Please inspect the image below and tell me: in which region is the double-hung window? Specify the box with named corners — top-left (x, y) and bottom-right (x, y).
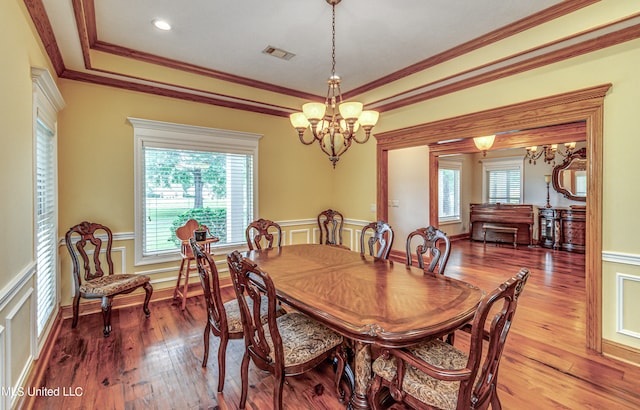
top-left (438, 159), bottom-right (462, 223)
top-left (32, 68), bottom-right (65, 347)
top-left (482, 157), bottom-right (524, 204)
top-left (130, 118), bottom-right (261, 265)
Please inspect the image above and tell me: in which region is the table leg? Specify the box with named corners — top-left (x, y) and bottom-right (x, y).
top-left (350, 341), bottom-right (371, 409)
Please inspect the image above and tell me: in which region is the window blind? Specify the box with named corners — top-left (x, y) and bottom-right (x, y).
top-left (35, 118), bottom-right (57, 336)
top-left (488, 169), bottom-right (521, 203)
top-left (438, 165), bottom-right (461, 221)
top-left (143, 146), bottom-right (253, 256)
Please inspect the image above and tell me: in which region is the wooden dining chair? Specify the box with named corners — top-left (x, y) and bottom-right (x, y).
top-left (191, 239), bottom-right (283, 392)
top-left (227, 250), bottom-right (347, 410)
top-left (317, 208), bottom-right (345, 246)
top-left (368, 268), bottom-right (530, 410)
top-left (65, 221), bottom-right (153, 337)
top-left (406, 226), bottom-right (451, 275)
top-left (245, 218), bottom-right (282, 250)
top-left (360, 220), bottom-right (394, 259)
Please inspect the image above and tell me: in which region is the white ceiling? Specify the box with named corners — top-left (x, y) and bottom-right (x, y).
top-left (43, 0), bottom-right (562, 96)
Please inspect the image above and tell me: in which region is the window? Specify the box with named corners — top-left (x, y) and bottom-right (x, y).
top-left (482, 157), bottom-right (524, 204)
top-left (130, 118), bottom-right (261, 265)
top-left (32, 67), bottom-right (65, 343)
top-left (438, 160), bottom-right (462, 223)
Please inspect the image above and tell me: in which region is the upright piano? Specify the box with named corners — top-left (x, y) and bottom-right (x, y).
top-left (469, 203), bottom-right (534, 246)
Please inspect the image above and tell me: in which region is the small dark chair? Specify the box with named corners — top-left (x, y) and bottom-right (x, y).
top-left (174, 218), bottom-right (214, 310)
top-left (406, 226), bottom-right (451, 275)
top-left (65, 221), bottom-right (152, 337)
top-left (227, 250), bottom-right (347, 409)
top-left (317, 209), bottom-right (345, 246)
top-left (245, 218), bottom-right (282, 250)
top-left (360, 220), bottom-right (394, 259)
top-left (368, 268), bottom-right (530, 410)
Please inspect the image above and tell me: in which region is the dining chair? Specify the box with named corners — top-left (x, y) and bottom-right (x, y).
top-left (368, 268), bottom-right (530, 410)
top-left (227, 250), bottom-right (347, 410)
top-left (245, 218), bottom-right (282, 250)
top-left (317, 208), bottom-right (345, 246)
top-left (360, 220), bottom-right (394, 259)
top-left (190, 239), bottom-right (283, 392)
top-left (405, 226), bottom-right (451, 275)
top-left (174, 218), bottom-right (213, 310)
top-left (65, 221), bottom-right (153, 337)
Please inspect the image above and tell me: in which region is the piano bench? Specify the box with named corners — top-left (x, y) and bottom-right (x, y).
top-left (482, 224), bottom-right (518, 248)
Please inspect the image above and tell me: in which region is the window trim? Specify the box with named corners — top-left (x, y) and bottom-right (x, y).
top-left (129, 117), bottom-right (262, 266)
top-left (438, 159), bottom-right (462, 224)
top-left (481, 156), bottom-right (524, 204)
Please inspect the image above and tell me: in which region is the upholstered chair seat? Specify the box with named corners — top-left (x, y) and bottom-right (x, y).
top-left (264, 312), bottom-right (344, 368)
top-left (79, 274), bottom-right (150, 297)
top-left (372, 339), bottom-right (475, 410)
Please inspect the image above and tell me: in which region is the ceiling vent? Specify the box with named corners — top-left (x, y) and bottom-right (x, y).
top-left (262, 46), bottom-right (296, 61)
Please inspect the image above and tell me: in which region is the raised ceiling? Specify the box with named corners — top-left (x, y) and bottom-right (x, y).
top-left (42, 1), bottom-right (560, 94)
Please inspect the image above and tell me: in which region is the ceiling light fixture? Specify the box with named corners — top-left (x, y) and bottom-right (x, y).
top-left (473, 135), bottom-right (495, 156)
top-left (289, 0), bottom-right (379, 168)
top-left (152, 19), bottom-right (172, 31)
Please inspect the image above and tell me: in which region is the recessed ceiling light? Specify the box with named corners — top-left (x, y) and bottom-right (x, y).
top-left (152, 19), bottom-right (172, 31)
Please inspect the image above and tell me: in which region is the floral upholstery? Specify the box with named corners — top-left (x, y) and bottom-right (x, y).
top-left (264, 312), bottom-right (343, 368)
top-left (79, 274), bottom-right (150, 297)
top-left (224, 295), bottom-right (283, 333)
top-left (372, 339), bottom-right (471, 410)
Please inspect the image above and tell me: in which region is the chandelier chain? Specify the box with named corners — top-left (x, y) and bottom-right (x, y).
top-left (331, 4), bottom-right (336, 77)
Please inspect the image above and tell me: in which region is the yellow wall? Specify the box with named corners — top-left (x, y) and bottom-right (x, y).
top-left (0, 0), bottom-right (62, 405)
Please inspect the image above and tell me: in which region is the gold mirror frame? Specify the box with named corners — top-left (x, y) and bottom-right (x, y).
top-left (552, 147), bottom-right (587, 201)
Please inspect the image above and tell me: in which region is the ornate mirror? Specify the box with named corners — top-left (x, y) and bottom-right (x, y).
top-left (552, 147), bottom-right (587, 201)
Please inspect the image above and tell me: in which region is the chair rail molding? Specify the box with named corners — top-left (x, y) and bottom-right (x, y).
top-left (603, 251), bottom-right (640, 266)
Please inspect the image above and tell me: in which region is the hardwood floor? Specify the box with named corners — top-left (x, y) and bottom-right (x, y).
top-left (30, 241), bottom-right (640, 409)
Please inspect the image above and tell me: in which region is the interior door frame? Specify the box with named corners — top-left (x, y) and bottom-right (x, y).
top-left (375, 84), bottom-right (610, 351)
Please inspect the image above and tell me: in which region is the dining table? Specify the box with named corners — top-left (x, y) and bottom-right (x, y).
top-left (242, 243), bottom-right (484, 409)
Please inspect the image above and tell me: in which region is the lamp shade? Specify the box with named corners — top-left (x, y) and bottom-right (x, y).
top-left (358, 110), bottom-right (379, 127)
top-left (289, 112), bottom-right (310, 129)
top-left (473, 135), bottom-right (495, 152)
top-left (302, 102), bottom-right (327, 121)
top-left (340, 119), bottom-right (359, 133)
top-left (338, 101), bottom-right (363, 120)
top-left (544, 174), bottom-right (552, 184)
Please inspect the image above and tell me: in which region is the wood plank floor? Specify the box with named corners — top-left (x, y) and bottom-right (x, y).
top-left (30, 240), bottom-right (640, 409)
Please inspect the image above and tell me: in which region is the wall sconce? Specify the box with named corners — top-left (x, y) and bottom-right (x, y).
top-left (473, 135), bottom-right (495, 156)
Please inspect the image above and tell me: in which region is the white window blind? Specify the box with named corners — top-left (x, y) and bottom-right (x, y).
top-left (482, 157), bottom-right (524, 204)
top-left (143, 147), bottom-right (253, 255)
top-left (35, 118), bottom-right (57, 336)
top-left (32, 67), bottom-right (64, 344)
top-left (438, 160), bottom-right (461, 222)
top-left (130, 118), bottom-right (261, 265)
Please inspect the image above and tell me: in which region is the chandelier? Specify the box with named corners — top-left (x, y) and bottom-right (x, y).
top-left (289, 0), bottom-right (379, 168)
top-left (525, 142), bottom-right (576, 165)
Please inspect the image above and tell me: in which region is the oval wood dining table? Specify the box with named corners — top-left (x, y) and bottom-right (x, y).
top-left (242, 243), bottom-right (484, 409)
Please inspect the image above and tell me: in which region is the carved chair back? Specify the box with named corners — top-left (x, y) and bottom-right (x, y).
top-left (227, 250), bottom-right (283, 373)
top-left (317, 209), bottom-right (345, 246)
top-left (245, 218), bottom-right (282, 250)
top-left (66, 221), bottom-right (115, 291)
top-left (405, 226), bottom-right (451, 274)
top-left (360, 220), bottom-right (394, 259)
top-left (191, 238), bottom-right (228, 338)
